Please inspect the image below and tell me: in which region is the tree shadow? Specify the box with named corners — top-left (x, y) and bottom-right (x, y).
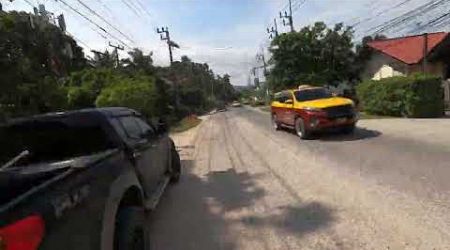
top-left (148, 160), bottom-right (265, 250)
top-left (241, 202), bottom-right (334, 237)
top-left (205, 169), bottom-right (265, 211)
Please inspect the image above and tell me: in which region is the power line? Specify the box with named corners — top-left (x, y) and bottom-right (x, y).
top-left (120, 0), bottom-right (142, 18)
top-left (351, 0), bottom-right (414, 28)
top-left (74, 0), bottom-right (135, 44)
top-left (55, 0), bottom-right (132, 49)
top-left (66, 31), bottom-right (93, 50)
top-left (57, 2), bottom-right (108, 41)
top-left (23, 0), bottom-right (35, 8)
top-left (367, 0), bottom-right (446, 34)
top-left (412, 11), bottom-right (450, 32)
top-left (132, 0), bottom-right (154, 20)
top-left (292, 0), bottom-right (307, 13)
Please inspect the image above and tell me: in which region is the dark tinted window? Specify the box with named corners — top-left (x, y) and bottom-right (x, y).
top-left (0, 114), bottom-right (115, 167)
top-left (135, 118), bottom-right (155, 137)
top-left (119, 116), bottom-right (142, 139)
top-left (283, 91), bottom-right (293, 102)
top-left (274, 93), bottom-right (283, 102)
top-left (294, 88), bottom-right (332, 102)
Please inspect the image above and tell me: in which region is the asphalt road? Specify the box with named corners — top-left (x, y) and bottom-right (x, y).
top-left (149, 107), bottom-right (450, 249)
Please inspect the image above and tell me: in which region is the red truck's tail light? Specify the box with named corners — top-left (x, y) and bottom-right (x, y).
top-left (0, 215), bottom-right (45, 250)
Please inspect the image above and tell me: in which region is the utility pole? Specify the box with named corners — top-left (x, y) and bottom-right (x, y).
top-left (108, 42), bottom-right (124, 68)
top-left (157, 26), bottom-right (181, 109)
top-left (422, 33), bottom-right (428, 73)
top-left (157, 27), bottom-right (175, 65)
top-left (267, 18), bottom-right (279, 39)
top-left (256, 52), bottom-right (270, 104)
top-left (280, 0), bottom-right (294, 32)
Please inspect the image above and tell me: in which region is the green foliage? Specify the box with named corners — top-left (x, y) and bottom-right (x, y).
top-left (96, 77), bottom-right (159, 118)
top-left (0, 11), bottom-right (85, 118)
top-left (269, 22), bottom-right (355, 91)
top-left (356, 74), bottom-right (444, 118)
top-left (65, 68), bottom-right (120, 108)
top-left (0, 10), bottom-right (234, 122)
top-left (157, 56), bottom-right (237, 116)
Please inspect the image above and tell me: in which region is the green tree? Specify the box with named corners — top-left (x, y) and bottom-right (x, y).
top-left (354, 34), bottom-right (386, 80)
top-left (96, 76), bottom-right (159, 118)
top-left (0, 11), bottom-right (85, 118)
top-left (268, 22), bottom-right (355, 91)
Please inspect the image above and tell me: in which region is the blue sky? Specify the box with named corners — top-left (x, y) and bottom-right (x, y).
top-left (4, 0), bottom-right (450, 85)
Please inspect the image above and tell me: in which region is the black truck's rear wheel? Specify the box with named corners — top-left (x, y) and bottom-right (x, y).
top-left (170, 146), bottom-right (181, 183)
top-left (115, 207), bottom-right (149, 250)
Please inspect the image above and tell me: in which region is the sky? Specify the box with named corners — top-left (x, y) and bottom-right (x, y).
top-left (3, 0), bottom-right (450, 85)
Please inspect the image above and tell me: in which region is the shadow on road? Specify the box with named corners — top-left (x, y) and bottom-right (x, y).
top-left (318, 127), bottom-right (382, 142)
top-left (148, 160), bottom-right (265, 250)
top-left (241, 202), bottom-right (334, 237)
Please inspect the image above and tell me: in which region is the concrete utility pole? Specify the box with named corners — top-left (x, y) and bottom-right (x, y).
top-left (280, 0), bottom-right (294, 32)
top-left (422, 33), bottom-right (428, 73)
top-left (267, 18), bottom-right (279, 39)
top-left (256, 52), bottom-right (270, 104)
top-left (157, 27), bottom-right (175, 65)
top-left (157, 26), bottom-right (181, 109)
top-left (108, 42), bottom-right (124, 68)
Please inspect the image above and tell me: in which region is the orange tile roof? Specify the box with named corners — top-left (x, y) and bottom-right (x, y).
top-left (367, 32), bottom-right (448, 64)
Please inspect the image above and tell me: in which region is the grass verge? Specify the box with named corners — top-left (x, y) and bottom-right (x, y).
top-left (170, 115), bottom-right (202, 133)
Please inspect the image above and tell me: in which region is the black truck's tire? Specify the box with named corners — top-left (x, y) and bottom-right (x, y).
top-left (295, 118), bottom-right (311, 140)
top-left (170, 146), bottom-right (181, 183)
top-left (115, 207), bottom-right (149, 250)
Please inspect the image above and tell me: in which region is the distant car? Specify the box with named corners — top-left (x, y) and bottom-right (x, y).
top-left (231, 101), bottom-right (242, 107)
top-left (271, 85), bottom-right (358, 139)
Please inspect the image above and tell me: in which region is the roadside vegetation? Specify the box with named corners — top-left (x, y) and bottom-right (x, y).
top-left (357, 74), bottom-right (444, 118)
top-left (170, 115), bottom-right (202, 133)
top-left (0, 11), bottom-right (237, 124)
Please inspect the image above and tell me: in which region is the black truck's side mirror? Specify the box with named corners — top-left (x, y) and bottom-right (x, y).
top-left (156, 119), bottom-right (168, 134)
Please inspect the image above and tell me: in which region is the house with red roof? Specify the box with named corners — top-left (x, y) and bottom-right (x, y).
top-left (363, 32), bottom-right (450, 80)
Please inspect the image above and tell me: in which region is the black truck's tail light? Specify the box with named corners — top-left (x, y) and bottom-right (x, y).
top-left (0, 215), bottom-right (45, 250)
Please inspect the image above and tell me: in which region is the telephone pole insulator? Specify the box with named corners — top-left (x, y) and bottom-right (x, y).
top-left (279, 0), bottom-right (294, 32)
top-left (108, 42), bottom-right (124, 68)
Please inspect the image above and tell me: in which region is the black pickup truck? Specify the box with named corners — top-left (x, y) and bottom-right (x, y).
top-left (0, 107), bottom-right (181, 250)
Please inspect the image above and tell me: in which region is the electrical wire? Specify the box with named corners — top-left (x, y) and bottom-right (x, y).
top-left (66, 31), bottom-right (93, 51)
top-left (56, 0), bottom-right (132, 49)
top-left (132, 0), bottom-right (154, 19)
top-left (292, 0), bottom-right (307, 13)
top-left (23, 0), bottom-right (35, 8)
top-left (367, 0), bottom-right (446, 34)
top-left (74, 0), bottom-right (135, 44)
top-left (120, 0), bottom-right (142, 18)
top-left (351, 0), bottom-right (414, 28)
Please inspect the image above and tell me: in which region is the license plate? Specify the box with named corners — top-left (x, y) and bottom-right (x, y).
top-left (336, 118), bottom-right (347, 123)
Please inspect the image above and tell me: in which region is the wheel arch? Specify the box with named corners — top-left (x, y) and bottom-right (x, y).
top-left (100, 170), bottom-right (144, 250)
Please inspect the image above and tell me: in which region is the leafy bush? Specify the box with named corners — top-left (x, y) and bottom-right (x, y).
top-left (95, 77), bottom-right (159, 118)
top-left (357, 74), bottom-right (444, 118)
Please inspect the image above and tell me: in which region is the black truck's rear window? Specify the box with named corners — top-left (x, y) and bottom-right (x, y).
top-left (0, 113), bottom-right (116, 167)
